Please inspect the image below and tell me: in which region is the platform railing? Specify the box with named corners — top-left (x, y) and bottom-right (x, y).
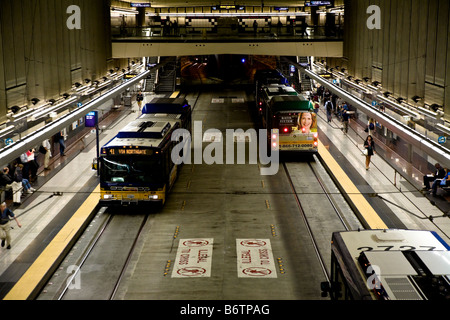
top-left (111, 25), bottom-right (343, 41)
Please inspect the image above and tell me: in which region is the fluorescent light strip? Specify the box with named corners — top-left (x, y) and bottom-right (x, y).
top-left (436, 123), bottom-right (450, 136)
top-left (29, 96), bottom-right (78, 121)
top-left (376, 95), bottom-right (419, 118)
top-left (146, 12), bottom-right (309, 17)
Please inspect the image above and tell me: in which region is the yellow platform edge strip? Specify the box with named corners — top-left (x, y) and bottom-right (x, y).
top-left (318, 141), bottom-right (388, 230)
top-left (169, 91), bottom-right (180, 99)
top-left (3, 185), bottom-right (100, 300)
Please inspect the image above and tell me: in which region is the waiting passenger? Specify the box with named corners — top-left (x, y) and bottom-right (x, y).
top-left (431, 168), bottom-right (449, 197)
top-left (422, 163), bottom-right (446, 191)
top-left (14, 164), bottom-right (35, 194)
top-left (1, 167), bottom-right (22, 205)
top-left (42, 138), bottom-right (52, 170)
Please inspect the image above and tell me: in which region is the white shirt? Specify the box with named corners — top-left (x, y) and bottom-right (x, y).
top-left (43, 139), bottom-right (52, 157)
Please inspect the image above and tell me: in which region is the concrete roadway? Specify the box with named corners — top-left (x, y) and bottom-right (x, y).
top-left (111, 88), bottom-right (352, 300)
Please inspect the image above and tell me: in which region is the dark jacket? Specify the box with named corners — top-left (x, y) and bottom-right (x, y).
top-left (364, 140), bottom-right (376, 156)
top-left (436, 167), bottom-right (446, 179)
top-left (0, 172), bottom-right (13, 187)
top-left (0, 207), bottom-right (15, 225)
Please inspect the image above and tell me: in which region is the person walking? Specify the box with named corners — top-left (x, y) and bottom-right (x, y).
top-left (325, 99), bottom-right (333, 123)
top-left (342, 106), bottom-right (350, 134)
top-left (136, 91), bottom-right (144, 112)
top-left (363, 135), bottom-right (376, 170)
top-left (367, 118), bottom-right (375, 135)
top-left (0, 202), bottom-right (21, 249)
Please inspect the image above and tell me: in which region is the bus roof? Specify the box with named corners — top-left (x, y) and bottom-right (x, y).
top-left (102, 118), bottom-right (178, 150)
top-left (142, 97), bottom-right (190, 115)
top-left (264, 85), bottom-right (298, 96)
top-left (269, 95), bottom-right (313, 112)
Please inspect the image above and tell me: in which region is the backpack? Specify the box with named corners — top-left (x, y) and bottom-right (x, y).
top-left (369, 122), bottom-right (375, 130)
top-left (20, 153), bottom-right (28, 163)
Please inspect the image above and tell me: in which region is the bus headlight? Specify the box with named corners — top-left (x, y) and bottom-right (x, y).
top-left (149, 195), bottom-right (159, 200)
top-left (103, 194), bottom-right (114, 199)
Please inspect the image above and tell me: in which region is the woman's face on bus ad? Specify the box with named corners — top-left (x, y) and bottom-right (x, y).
top-left (299, 112), bottom-right (313, 132)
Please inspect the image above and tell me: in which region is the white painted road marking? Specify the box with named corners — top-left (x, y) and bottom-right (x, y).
top-left (236, 239), bottom-right (277, 278)
top-left (172, 238), bottom-right (214, 278)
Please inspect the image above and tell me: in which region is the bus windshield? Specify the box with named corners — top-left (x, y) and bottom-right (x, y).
top-left (101, 155), bottom-right (164, 185)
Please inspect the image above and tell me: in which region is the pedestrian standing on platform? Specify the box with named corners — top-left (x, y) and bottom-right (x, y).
top-left (55, 131), bottom-right (66, 156)
top-left (42, 138), bottom-right (52, 170)
top-left (325, 99), bottom-right (333, 123)
top-left (172, 20), bottom-right (178, 36)
top-left (136, 91), bottom-right (144, 112)
top-left (20, 152), bottom-right (29, 180)
top-left (367, 118), bottom-right (375, 135)
top-left (363, 135), bottom-right (376, 170)
top-left (253, 20), bottom-right (258, 35)
top-left (0, 202), bottom-right (22, 249)
top-left (277, 20), bottom-right (282, 35)
top-left (422, 163), bottom-right (446, 191)
top-left (342, 106), bottom-right (350, 134)
top-left (26, 148), bottom-right (38, 182)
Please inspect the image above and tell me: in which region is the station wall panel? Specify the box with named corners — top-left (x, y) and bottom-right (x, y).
top-left (0, 0), bottom-right (112, 123)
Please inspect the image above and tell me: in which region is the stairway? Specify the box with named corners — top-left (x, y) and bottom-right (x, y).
top-left (155, 57), bottom-right (177, 93)
top-left (298, 56), bottom-right (312, 92)
top-left (143, 56), bottom-right (159, 92)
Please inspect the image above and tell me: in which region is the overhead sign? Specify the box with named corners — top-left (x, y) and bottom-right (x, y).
top-left (438, 136), bottom-right (447, 144)
top-left (130, 3), bottom-right (151, 7)
top-left (236, 239), bottom-right (277, 278)
top-left (172, 239), bottom-right (213, 278)
top-left (305, 1), bottom-right (333, 6)
top-left (85, 111), bottom-right (98, 127)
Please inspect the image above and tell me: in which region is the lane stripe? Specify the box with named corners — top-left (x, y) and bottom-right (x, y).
top-left (3, 185), bottom-right (100, 300)
top-left (318, 141), bottom-right (388, 230)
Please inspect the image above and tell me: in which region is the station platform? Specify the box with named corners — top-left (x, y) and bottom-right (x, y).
top-left (0, 88), bottom-right (449, 300)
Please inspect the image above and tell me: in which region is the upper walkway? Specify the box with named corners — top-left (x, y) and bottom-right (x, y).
top-left (111, 26), bottom-right (343, 58)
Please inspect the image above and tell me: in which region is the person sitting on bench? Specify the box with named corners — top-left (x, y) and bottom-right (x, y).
top-left (431, 168), bottom-right (450, 197)
top-left (423, 163), bottom-right (446, 191)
